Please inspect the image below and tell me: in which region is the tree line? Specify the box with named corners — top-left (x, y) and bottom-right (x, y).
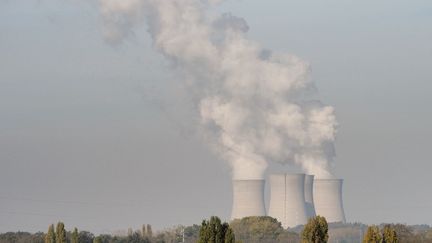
top-left (2, 217), bottom-right (432, 242)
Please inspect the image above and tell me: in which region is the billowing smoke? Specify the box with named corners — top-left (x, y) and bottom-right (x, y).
top-left (98, 0), bottom-right (338, 179)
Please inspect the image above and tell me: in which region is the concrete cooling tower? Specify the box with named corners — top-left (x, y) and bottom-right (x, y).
top-left (304, 175), bottom-right (316, 218)
top-left (268, 174), bottom-right (308, 228)
top-left (313, 179), bottom-right (346, 223)
top-left (231, 180), bottom-right (266, 219)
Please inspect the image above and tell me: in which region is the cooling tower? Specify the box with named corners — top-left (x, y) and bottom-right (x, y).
top-left (231, 180), bottom-right (266, 219)
top-left (267, 174), bottom-right (286, 226)
top-left (268, 174), bottom-right (308, 228)
top-left (313, 179), bottom-right (346, 223)
top-left (304, 175), bottom-right (316, 218)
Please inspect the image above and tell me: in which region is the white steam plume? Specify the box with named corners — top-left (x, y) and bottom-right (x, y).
top-left (98, 0), bottom-right (338, 179)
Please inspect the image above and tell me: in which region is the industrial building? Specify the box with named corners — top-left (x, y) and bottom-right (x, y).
top-left (231, 174), bottom-right (346, 227)
top-left (231, 179), bottom-right (266, 220)
top-left (313, 179), bottom-right (346, 223)
top-left (304, 174), bottom-right (316, 219)
top-left (268, 173), bottom-right (309, 228)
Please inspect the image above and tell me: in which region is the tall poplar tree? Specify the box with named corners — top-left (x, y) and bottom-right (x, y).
top-left (71, 227), bottom-right (79, 243)
top-left (55, 222), bottom-right (66, 243)
top-left (45, 224), bottom-right (55, 243)
top-left (363, 225), bottom-right (382, 243)
top-left (146, 224), bottom-right (153, 238)
top-left (382, 225), bottom-right (398, 243)
top-left (142, 224), bottom-right (147, 238)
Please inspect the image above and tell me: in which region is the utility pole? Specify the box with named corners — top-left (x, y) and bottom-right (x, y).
top-left (178, 226), bottom-right (185, 243)
top-left (182, 227), bottom-right (185, 243)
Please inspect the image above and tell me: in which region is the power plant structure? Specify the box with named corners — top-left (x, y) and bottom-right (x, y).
top-left (268, 174), bottom-right (308, 228)
top-left (231, 179), bottom-right (266, 219)
top-left (231, 174), bottom-right (346, 227)
top-left (304, 174), bottom-right (316, 218)
top-left (313, 179), bottom-right (346, 223)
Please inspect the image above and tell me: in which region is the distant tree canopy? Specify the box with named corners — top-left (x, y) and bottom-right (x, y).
top-left (363, 225), bottom-right (382, 243)
top-left (93, 236), bottom-right (102, 243)
top-left (184, 224), bottom-right (201, 242)
top-left (382, 225), bottom-right (398, 243)
top-left (230, 216), bottom-right (286, 243)
top-left (146, 224), bottom-right (152, 238)
top-left (301, 215), bottom-right (329, 243)
top-left (5, 219), bottom-right (432, 243)
top-left (0, 232), bottom-right (44, 243)
top-left (363, 224), bottom-right (399, 243)
top-left (55, 222), bottom-right (67, 243)
top-left (198, 216), bottom-right (235, 243)
top-left (230, 216), bottom-right (301, 243)
top-left (126, 231), bottom-right (150, 243)
top-left (78, 231), bottom-right (94, 243)
top-left (45, 224), bottom-right (55, 243)
top-left (391, 224), bottom-right (413, 242)
top-left (71, 228), bottom-right (79, 243)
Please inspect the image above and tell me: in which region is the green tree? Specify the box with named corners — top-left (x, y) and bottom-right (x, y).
top-left (55, 222), bottom-right (67, 243)
top-left (127, 231), bottom-right (150, 243)
top-left (382, 225), bottom-right (398, 243)
top-left (78, 231), bottom-right (94, 243)
top-left (93, 236), bottom-right (102, 243)
top-left (230, 216), bottom-right (285, 243)
top-left (184, 224), bottom-right (201, 242)
top-left (363, 225), bottom-right (382, 243)
top-left (98, 234), bottom-right (115, 243)
top-left (198, 216), bottom-right (235, 243)
top-left (277, 231), bottom-right (301, 243)
top-left (45, 224), bottom-right (55, 243)
top-left (301, 216), bottom-right (329, 243)
top-left (146, 224), bottom-right (153, 238)
top-left (391, 224), bottom-right (413, 242)
top-left (71, 227), bottom-right (79, 243)
top-left (142, 224), bottom-right (147, 238)
top-left (224, 227), bottom-right (235, 243)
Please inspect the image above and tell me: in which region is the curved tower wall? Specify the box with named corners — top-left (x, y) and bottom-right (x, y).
top-left (313, 179), bottom-right (346, 223)
top-left (268, 174), bottom-right (308, 228)
top-left (267, 174), bottom-right (286, 226)
top-left (304, 175), bottom-right (316, 218)
top-left (231, 180), bottom-right (266, 220)
top-left (285, 174), bottom-right (308, 227)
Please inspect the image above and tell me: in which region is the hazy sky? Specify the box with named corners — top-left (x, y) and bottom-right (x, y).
top-left (1, 0), bottom-right (432, 234)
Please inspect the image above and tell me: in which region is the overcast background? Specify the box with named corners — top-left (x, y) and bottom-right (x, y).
top-left (1, 0), bottom-right (431, 234)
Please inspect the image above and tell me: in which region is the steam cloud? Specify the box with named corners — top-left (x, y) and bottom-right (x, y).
top-left (98, 0), bottom-right (338, 179)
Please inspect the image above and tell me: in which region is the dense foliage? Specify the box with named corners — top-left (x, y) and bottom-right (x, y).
top-left (2, 220), bottom-right (432, 243)
top-left (301, 216), bottom-right (329, 243)
top-left (55, 223), bottom-right (67, 243)
top-left (363, 224), bottom-right (400, 243)
top-left (0, 232), bottom-right (44, 243)
top-left (198, 216), bottom-right (235, 243)
top-left (382, 225), bottom-right (398, 243)
top-left (363, 225), bottom-right (382, 243)
top-left (230, 216), bottom-right (299, 243)
top-left (71, 228), bottom-right (78, 243)
top-left (45, 225), bottom-right (55, 243)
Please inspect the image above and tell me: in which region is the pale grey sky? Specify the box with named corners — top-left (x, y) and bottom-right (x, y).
top-left (1, 0), bottom-right (432, 234)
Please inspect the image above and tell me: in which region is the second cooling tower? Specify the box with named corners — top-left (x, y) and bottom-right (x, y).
top-left (231, 180), bottom-right (266, 219)
top-left (313, 179), bottom-right (346, 223)
top-left (268, 174), bottom-right (308, 228)
top-left (304, 175), bottom-right (316, 218)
